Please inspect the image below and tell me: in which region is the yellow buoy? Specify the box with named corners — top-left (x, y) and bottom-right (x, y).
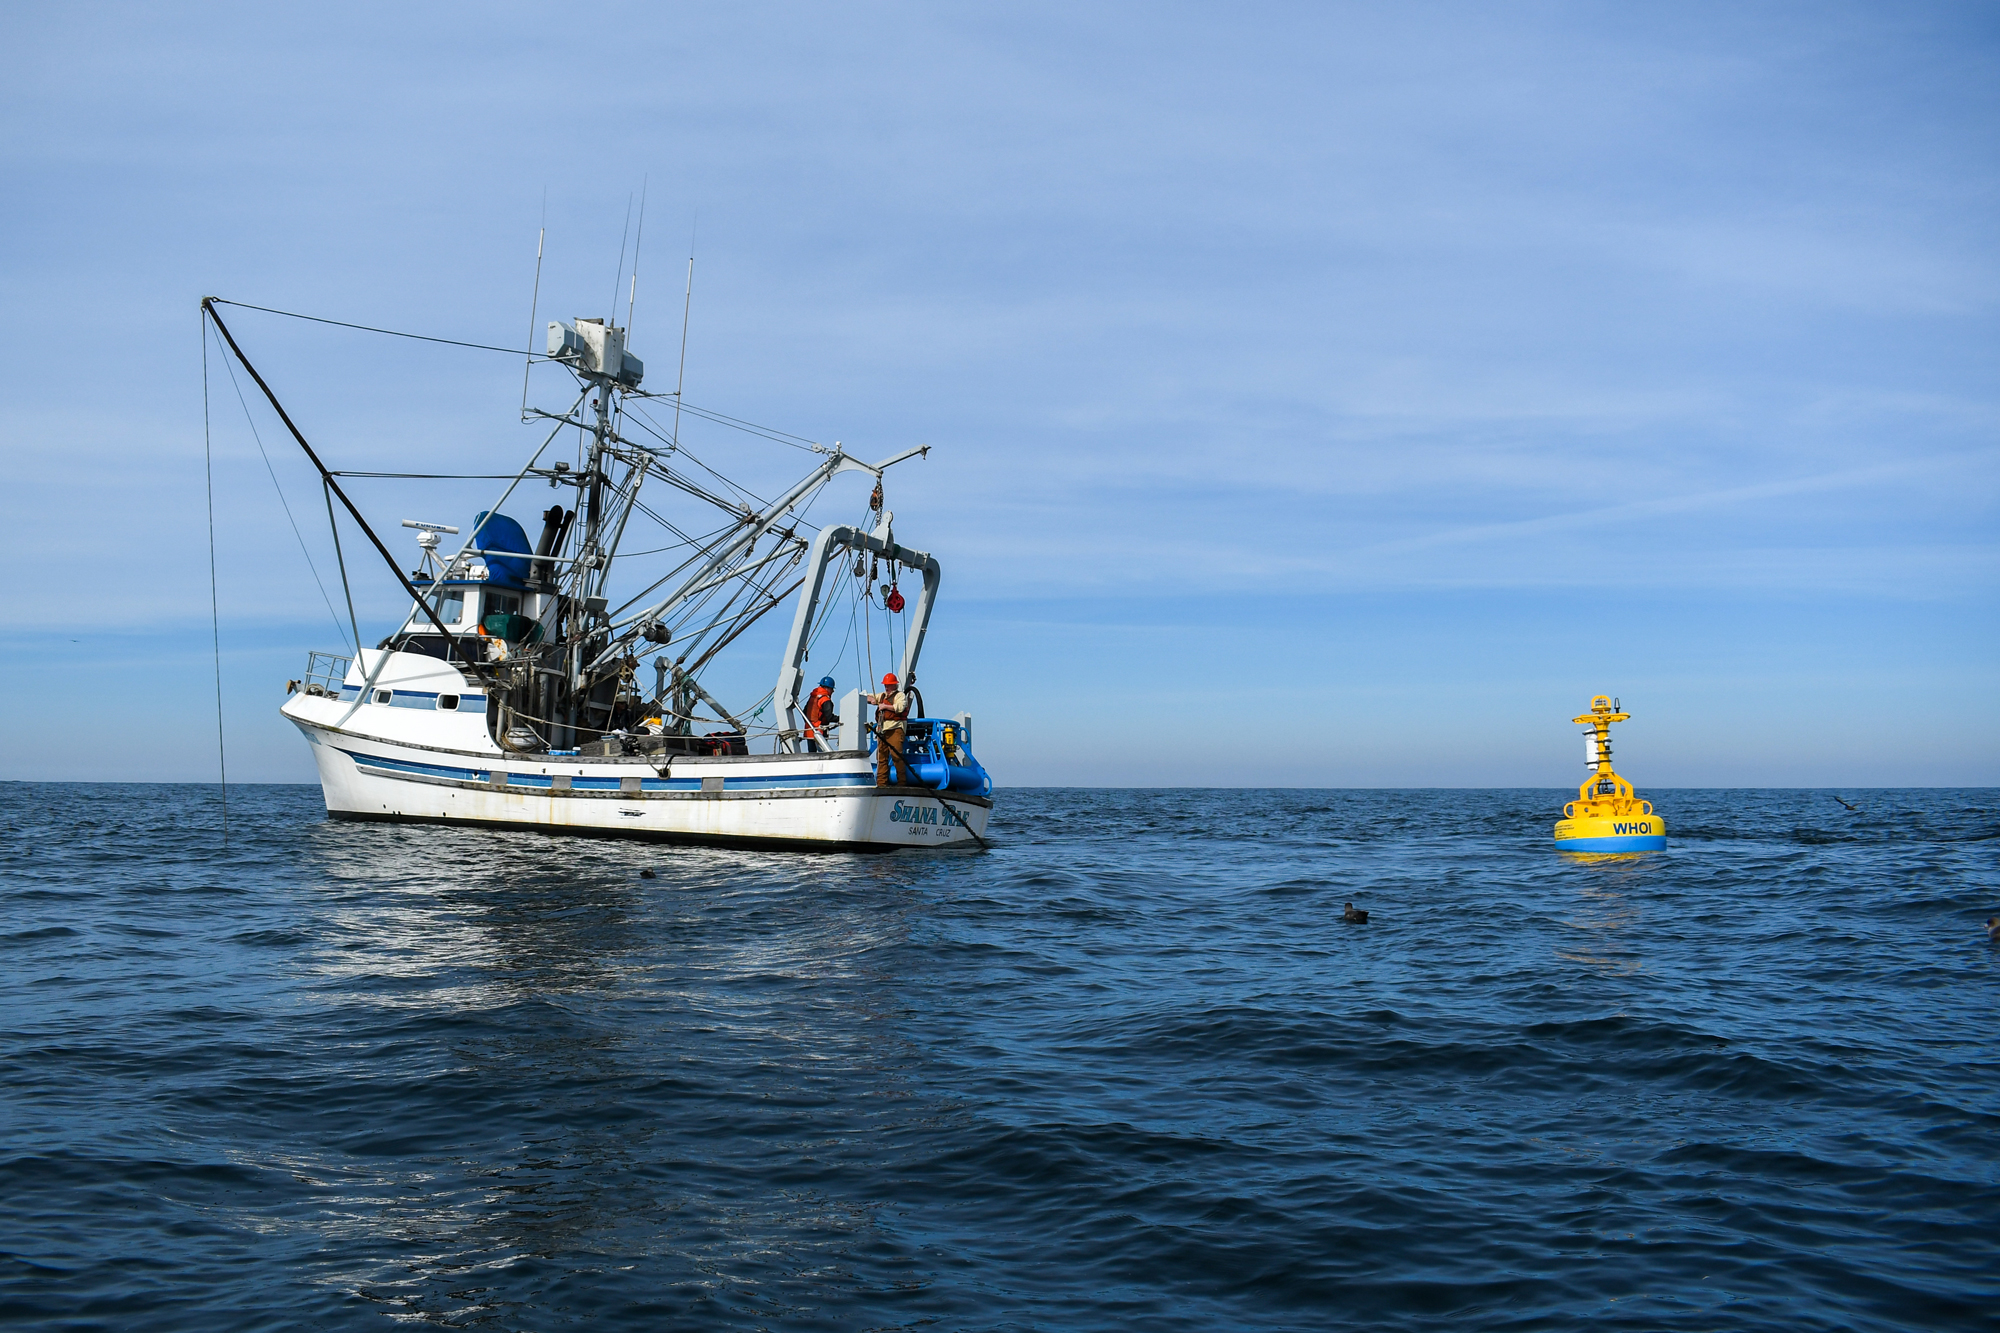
top-left (1554, 695), bottom-right (1666, 853)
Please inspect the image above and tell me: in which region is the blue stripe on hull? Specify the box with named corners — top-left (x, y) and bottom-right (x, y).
top-left (1557, 834), bottom-right (1667, 852)
top-left (335, 747), bottom-right (876, 792)
top-left (338, 687), bottom-right (485, 707)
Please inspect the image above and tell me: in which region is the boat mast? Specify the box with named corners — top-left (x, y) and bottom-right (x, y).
top-left (581, 378), bottom-right (612, 579)
top-left (542, 315), bottom-right (645, 742)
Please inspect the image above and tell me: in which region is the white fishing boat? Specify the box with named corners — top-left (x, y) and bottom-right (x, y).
top-left (202, 285), bottom-right (992, 852)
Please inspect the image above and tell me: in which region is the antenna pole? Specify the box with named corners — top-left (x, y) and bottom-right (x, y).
top-left (610, 193), bottom-right (633, 322)
top-left (672, 251), bottom-right (693, 445)
top-left (626, 177), bottom-right (646, 334)
top-left (521, 217), bottom-right (545, 420)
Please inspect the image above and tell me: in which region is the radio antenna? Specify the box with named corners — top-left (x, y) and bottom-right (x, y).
top-left (610, 192), bottom-right (633, 322)
top-left (520, 191), bottom-right (545, 419)
top-left (626, 177), bottom-right (647, 334)
top-left (671, 213), bottom-right (695, 446)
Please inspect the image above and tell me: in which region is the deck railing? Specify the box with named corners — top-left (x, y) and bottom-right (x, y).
top-left (299, 651), bottom-right (352, 698)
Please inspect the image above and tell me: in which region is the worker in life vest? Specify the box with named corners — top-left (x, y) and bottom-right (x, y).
top-left (865, 671), bottom-right (914, 787)
top-left (803, 676), bottom-right (836, 752)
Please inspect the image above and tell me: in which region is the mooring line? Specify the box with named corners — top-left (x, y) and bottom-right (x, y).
top-left (935, 795), bottom-right (989, 850)
top-left (201, 309), bottom-right (229, 849)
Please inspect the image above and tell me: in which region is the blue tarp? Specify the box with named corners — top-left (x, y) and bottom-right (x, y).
top-left (471, 511), bottom-right (533, 588)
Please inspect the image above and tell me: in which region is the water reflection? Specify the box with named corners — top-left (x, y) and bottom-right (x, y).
top-left (1554, 857), bottom-right (1647, 974)
top-left (236, 819), bottom-right (944, 1322)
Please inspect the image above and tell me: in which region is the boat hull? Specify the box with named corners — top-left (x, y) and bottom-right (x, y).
top-left (283, 692), bottom-right (989, 852)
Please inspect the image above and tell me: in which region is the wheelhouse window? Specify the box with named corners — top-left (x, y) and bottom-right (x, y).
top-left (427, 589), bottom-right (466, 625)
top-left (436, 694), bottom-right (460, 711)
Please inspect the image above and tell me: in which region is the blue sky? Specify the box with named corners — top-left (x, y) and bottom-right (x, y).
top-left (4, 2), bottom-right (1995, 785)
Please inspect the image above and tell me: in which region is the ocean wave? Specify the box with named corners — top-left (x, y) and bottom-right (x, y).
top-left (2, 783), bottom-right (1997, 1330)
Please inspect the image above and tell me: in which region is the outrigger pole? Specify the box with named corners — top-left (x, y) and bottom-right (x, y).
top-left (199, 297), bottom-right (500, 693)
top-left (771, 518), bottom-right (939, 753)
top-left (584, 442), bottom-right (929, 675)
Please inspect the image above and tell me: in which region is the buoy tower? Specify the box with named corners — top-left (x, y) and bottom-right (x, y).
top-left (1553, 695), bottom-right (1666, 852)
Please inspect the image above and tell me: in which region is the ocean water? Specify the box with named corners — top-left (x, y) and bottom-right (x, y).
top-left (1, 784), bottom-right (1995, 1332)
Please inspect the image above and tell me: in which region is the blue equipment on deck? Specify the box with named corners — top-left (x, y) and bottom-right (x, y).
top-left (871, 717), bottom-right (992, 795)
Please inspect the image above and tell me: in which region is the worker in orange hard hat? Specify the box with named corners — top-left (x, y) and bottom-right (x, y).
top-left (864, 671), bottom-right (914, 787)
top-left (803, 676), bottom-right (836, 753)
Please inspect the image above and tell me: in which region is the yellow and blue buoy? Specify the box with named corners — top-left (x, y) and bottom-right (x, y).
top-left (1553, 695), bottom-right (1666, 853)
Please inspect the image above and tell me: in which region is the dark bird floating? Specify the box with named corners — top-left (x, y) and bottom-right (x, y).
top-left (640, 868), bottom-right (657, 879)
top-left (1343, 902), bottom-right (1369, 924)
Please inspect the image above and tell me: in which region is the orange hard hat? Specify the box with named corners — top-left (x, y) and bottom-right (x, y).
top-left (882, 672), bottom-right (898, 687)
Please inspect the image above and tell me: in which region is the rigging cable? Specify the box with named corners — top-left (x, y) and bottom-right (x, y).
top-left (200, 312), bottom-right (229, 849)
top-left (633, 448), bottom-right (750, 522)
top-left (602, 464), bottom-right (827, 623)
top-left (686, 572), bottom-right (808, 678)
top-left (608, 510), bottom-right (741, 616)
top-left (206, 296), bottom-right (827, 459)
top-left (658, 550), bottom-right (777, 663)
top-left (205, 299), bottom-right (536, 356)
top-left (212, 327), bottom-right (354, 650)
top-left (329, 471), bottom-right (524, 480)
top-left (636, 394), bottom-right (821, 452)
top-left (670, 439), bottom-right (777, 510)
top-left (670, 398), bottom-right (821, 450)
top-left (623, 403), bottom-right (778, 509)
top-left (596, 477), bottom-right (741, 617)
top-left (861, 559), bottom-right (875, 697)
top-left (622, 485), bottom-right (739, 552)
top-left (800, 545), bottom-right (853, 658)
top-left (607, 539), bottom-right (701, 560)
top-left (323, 478), bottom-right (361, 653)
top-left (822, 570), bottom-right (860, 678)
top-left (199, 299), bottom-right (502, 694)
top-left (622, 397), bottom-right (831, 526)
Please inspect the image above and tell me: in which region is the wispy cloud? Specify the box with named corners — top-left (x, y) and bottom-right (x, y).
top-left (1362, 456), bottom-right (1983, 558)
top-left (5, 2), bottom-right (1996, 778)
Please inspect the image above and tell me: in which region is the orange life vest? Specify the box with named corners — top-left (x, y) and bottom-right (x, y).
top-left (803, 686), bottom-right (834, 736)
